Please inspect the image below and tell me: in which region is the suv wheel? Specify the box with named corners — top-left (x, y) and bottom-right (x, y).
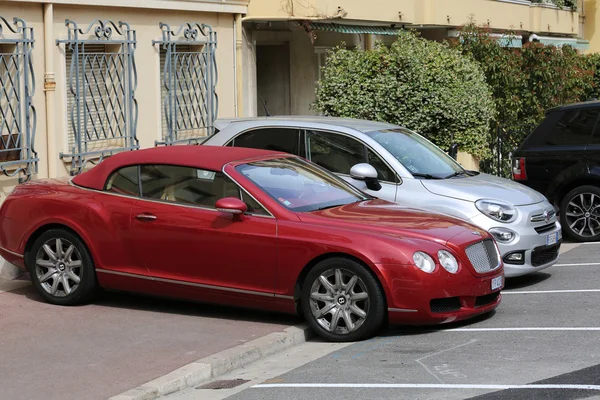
top-left (560, 185), bottom-right (600, 242)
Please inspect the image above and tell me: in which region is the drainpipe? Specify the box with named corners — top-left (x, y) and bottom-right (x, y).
top-left (43, 3), bottom-right (56, 178)
top-left (235, 13), bottom-right (244, 117)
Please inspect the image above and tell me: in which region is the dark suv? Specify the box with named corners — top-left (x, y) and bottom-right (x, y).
top-left (512, 100), bottom-right (600, 242)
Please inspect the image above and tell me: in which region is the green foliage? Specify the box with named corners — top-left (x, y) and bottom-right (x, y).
top-left (582, 53), bottom-right (600, 100)
top-left (313, 30), bottom-right (496, 160)
top-left (531, 0), bottom-right (578, 11)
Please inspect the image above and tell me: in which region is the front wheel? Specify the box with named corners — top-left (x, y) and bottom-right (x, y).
top-left (560, 185), bottom-right (600, 242)
top-left (27, 229), bottom-right (97, 306)
top-left (301, 257), bottom-right (385, 342)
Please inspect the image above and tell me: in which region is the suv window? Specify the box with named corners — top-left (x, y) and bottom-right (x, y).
top-left (105, 165), bottom-right (139, 196)
top-left (367, 149), bottom-right (396, 182)
top-left (543, 108), bottom-right (600, 146)
top-left (307, 130), bottom-right (365, 175)
top-left (139, 164), bottom-right (268, 215)
top-left (230, 128), bottom-right (301, 155)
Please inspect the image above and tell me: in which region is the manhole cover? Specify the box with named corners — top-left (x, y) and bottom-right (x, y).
top-left (196, 379), bottom-right (250, 390)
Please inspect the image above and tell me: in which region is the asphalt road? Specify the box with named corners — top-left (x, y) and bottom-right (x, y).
top-left (165, 242), bottom-right (600, 400)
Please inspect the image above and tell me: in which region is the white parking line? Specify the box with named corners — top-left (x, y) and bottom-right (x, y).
top-left (253, 383), bottom-right (600, 390)
top-left (443, 327), bottom-right (600, 332)
top-left (503, 289), bottom-right (600, 294)
top-left (555, 262), bottom-right (600, 267)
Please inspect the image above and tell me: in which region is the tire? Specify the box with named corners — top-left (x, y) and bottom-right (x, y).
top-left (301, 257), bottom-right (385, 342)
top-left (560, 185), bottom-right (600, 242)
top-left (26, 228), bottom-right (97, 306)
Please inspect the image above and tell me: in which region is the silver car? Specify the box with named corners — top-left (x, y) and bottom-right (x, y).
top-left (202, 116), bottom-right (562, 277)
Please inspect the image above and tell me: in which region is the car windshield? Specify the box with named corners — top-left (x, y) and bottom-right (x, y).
top-left (235, 157), bottom-right (370, 212)
top-left (365, 128), bottom-right (465, 178)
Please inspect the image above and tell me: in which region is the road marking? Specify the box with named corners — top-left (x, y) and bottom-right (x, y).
top-left (555, 262), bottom-right (600, 266)
top-left (415, 340), bottom-right (476, 383)
top-left (253, 383), bottom-right (600, 390)
top-left (442, 327), bottom-right (600, 332)
top-left (0, 279), bottom-right (30, 294)
top-left (503, 289), bottom-right (600, 294)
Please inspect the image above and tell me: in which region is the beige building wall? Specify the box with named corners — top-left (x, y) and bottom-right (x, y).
top-left (0, 0), bottom-right (244, 189)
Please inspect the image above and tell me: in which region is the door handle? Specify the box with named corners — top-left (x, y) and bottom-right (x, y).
top-left (135, 213), bottom-right (157, 221)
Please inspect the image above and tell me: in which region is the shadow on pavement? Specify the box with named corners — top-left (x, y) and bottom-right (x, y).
top-left (4, 280), bottom-right (303, 327)
top-left (504, 272), bottom-right (552, 290)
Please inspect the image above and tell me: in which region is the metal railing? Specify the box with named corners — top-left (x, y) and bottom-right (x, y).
top-left (0, 16), bottom-right (38, 182)
top-left (56, 19), bottom-right (139, 175)
top-left (480, 123), bottom-right (534, 178)
top-left (153, 22), bottom-right (218, 146)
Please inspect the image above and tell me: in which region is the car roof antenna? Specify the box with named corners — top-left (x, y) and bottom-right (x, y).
top-left (260, 94), bottom-right (271, 117)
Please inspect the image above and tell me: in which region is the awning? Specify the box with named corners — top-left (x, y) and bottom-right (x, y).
top-left (536, 36), bottom-right (590, 50)
top-left (308, 22), bottom-right (402, 36)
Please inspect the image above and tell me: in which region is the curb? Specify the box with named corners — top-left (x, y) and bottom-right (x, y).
top-left (109, 323), bottom-right (314, 400)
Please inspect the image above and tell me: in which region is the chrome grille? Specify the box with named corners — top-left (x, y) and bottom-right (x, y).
top-left (465, 239), bottom-right (501, 273)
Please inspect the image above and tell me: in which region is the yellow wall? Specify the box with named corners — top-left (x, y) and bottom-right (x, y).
top-left (584, 0), bottom-right (599, 53)
top-left (0, 1), bottom-right (241, 194)
top-left (248, 0), bottom-right (579, 36)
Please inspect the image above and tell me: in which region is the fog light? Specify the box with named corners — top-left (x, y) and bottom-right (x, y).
top-left (489, 227), bottom-right (516, 243)
top-left (503, 251), bottom-right (525, 265)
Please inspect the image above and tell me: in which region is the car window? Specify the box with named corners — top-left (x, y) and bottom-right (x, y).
top-left (236, 157), bottom-right (370, 213)
top-left (365, 128), bottom-right (464, 178)
top-left (367, 149), bottom-right (396, 183)
top-left (306, 130), bottom-right (365, 175)
top-left (543, 108), bottom-right (600, 146)
top-left (105, 165), bottom-right (139, 196)
top-left (139, 164), bottom-right (268, 215)
top-left (230, 128), bottom-right (301, 155)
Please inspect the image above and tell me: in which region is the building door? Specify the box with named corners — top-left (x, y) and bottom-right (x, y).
top-left (256, 43), bottom-right (291, 116)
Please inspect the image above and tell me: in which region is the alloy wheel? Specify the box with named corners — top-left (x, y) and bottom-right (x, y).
top-left (565, 193), bottom-right (600, 238)
top-left (34, 238), bottom-right (83, 297)
top-left (309, 268), bottom-right (370, 335)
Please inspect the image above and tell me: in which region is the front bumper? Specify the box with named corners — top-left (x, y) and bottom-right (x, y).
top-left (381, 263), bottom-right (503, 326)
top-left (469, 208), bottom-right (562, 278)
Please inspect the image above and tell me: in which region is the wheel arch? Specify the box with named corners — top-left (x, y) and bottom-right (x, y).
top-left (292, 252), bottom-right (389, 317)
top-left (556, 177), bottom-right (600, 210)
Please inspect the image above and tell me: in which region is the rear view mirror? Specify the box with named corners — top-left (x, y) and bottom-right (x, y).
top-left (215, 197), bottom-right (247, 221)
top-left (350, 163), bottom-right (381, 191)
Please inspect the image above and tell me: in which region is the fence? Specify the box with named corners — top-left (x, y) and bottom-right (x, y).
top-left (479, 123), bottom-right (535, 178)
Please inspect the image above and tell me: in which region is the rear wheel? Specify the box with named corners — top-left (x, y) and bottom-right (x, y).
top-left (560, 185), bottom-right (600, 242)
top-left (301, 257), bottom-right (385, 342)
top-left (27, 229), bottom-right (97, 305)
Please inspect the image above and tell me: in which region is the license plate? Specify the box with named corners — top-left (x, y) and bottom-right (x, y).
top-left (546, 232), bottom-right (559, 246)
top-left (491, 276), bottom-right (503, 291)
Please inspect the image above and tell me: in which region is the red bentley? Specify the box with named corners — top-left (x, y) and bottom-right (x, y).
top-left (0, 146), bottom-right (504, 341)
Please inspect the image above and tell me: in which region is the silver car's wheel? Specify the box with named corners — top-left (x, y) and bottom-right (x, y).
top-left (561, 186), bottom-right (600, 242)
top-left (301, 257), bottom-right (385, 342)
top-left (27, 228), bottom-right (97, 305)
top-left (309, 268), bottom-right (369, 335)
top-left (35, 238), bottom-right (82, 297)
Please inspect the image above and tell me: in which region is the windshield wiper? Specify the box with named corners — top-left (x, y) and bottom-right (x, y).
top-left (443, 171), bottom-right (470, 179)
top-left (412, 173), bottom-right (443, 180)
top-left (315, 204), bottom-right (347, 211)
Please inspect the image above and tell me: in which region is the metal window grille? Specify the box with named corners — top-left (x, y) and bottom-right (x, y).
top-left (0, 17), bottom-right (38, 182)
top-left (56, 19), bottom-right (139, 175)
top-left (153, 22), bottom-right (218, 146)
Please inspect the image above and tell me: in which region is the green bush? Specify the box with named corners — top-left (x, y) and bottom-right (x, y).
top-left (313, 30), bottom-right (496, 160)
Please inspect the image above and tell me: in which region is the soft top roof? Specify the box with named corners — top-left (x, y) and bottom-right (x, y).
top-left (71, 145), bottom-right (287, 190)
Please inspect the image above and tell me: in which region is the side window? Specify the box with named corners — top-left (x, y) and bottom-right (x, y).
top-left (306, 130), bottom-right (365, 175)
top-left (105, 166), bottom-right (139, 196)
top-left (367, 149), bottom-right (396, 183)
top-left (231, 128), bottom-right (301, 155)
top-left (544, 108), bottom-right (600, 146)
top-left (139, 164), bottom-right (268, 215)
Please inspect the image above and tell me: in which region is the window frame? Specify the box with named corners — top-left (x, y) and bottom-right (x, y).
top-left (103, 164), bottom-right (142, 197)
top-left (225, 126), bottom-right (305, 157)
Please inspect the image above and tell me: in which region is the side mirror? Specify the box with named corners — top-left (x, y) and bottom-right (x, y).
top-left (350, 163), bottom-right (381, 191)
top-left (448, 143), bottom-right (459, 160)
top-left (215, 197), bottom-right (247, 220)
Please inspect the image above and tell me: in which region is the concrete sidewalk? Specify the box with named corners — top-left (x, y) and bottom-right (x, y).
top-left (0, 278), bottom-right (305, 400)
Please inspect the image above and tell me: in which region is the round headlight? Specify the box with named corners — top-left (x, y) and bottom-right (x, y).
top-left (438, 250), bottom-right (459, 274)
top-left (475, 199), bottom-right (517, 223)
top-left (413, 251), bottom-right (435, 273)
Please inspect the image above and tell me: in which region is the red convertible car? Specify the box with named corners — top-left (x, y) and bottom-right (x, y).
top-left (0, 146), bottom-right (504, 341)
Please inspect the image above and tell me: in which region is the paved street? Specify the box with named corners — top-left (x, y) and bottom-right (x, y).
top-left (0, 278), bottom-right (300, 400)
top-left (162, 242), bottom-right (600, 400)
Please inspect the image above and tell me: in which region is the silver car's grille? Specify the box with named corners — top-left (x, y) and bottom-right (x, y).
top-left (465, 239), bottom-right (501, 273)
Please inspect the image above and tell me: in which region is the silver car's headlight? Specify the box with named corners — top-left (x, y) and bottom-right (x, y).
top-left (475, 199), bottom-right (517, 223)
top-left (413, 251), bottom-right (435, 273)
top-left (438, 250), bottom-right (459, 274)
